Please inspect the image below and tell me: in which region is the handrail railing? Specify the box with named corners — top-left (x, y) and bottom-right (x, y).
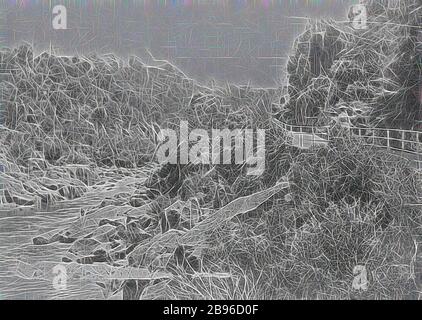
top-left (274, 119), bottom-right (422, 167)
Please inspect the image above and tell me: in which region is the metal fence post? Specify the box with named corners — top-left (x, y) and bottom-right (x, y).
top-left (387, 130), bottom-right (390, 149)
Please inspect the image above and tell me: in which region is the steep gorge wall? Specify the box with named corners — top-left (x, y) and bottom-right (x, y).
top-left (282, 0), bottom-right (421, 129)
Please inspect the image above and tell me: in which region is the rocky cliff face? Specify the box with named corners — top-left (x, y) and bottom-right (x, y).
top-left (282, 0), bottom-right (421, 129)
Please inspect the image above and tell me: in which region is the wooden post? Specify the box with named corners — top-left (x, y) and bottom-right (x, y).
top-left (418, 133), bottom-right (422, 172)
top-left (402, 130), bottom-right (405, 151)
top-left (300, 134), bottom-right (304, 148)
top-left (373, 130), bottom-right (375, 146)
top-left (387, 130), bottom-right (390, 149)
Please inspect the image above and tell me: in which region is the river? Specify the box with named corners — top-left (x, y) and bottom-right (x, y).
top-left (0, 205), bottom-right (112, 300)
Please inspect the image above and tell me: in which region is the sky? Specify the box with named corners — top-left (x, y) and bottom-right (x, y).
top-left (1, 0), bottom-right (357, 86)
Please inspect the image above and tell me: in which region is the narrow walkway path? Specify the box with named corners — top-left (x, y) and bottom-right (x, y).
top-left (275, 119), bottom-right (422, 171)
